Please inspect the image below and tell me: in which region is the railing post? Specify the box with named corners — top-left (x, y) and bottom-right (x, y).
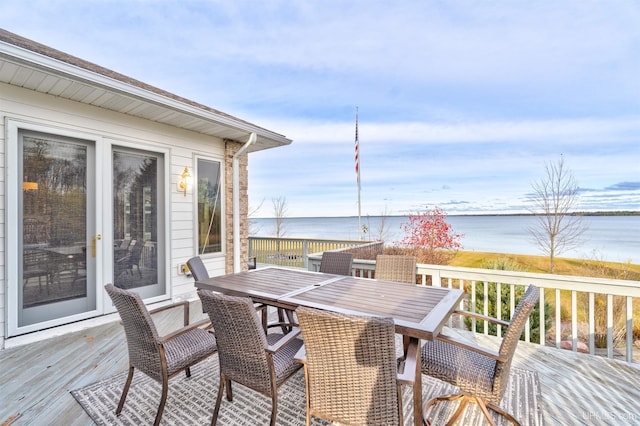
top-left (588, 292), bottom-right (595, 355)
top-left (555, 289), bottom-right (561, 349)
top-left (303, 240), bottom-right (309, 269)
top-left (626, 296), bottom-right (633, 363)
top-left (432, 269), bottom-right (442, 287)
top-left (607, 294), bottom-right (614, 359)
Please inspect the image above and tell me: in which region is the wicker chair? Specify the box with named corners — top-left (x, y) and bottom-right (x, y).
top-left (197, 290), bottom-right (304, 426)
top-left (375, 255), bottom-right (417, 284)
top-left (421, 285), bottom-right (540, 426)
top-left (186, 256), bottom-right (209, 281)
top-left (319, 251), bottom-right (354, 275)
top-left (104, 284), bottom-right (217, 426)
top-left (296, 306), bottom-right (419, 426)
top-left (188, 255), bottom-right (271, 330)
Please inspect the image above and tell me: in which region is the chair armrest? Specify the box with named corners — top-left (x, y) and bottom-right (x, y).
top-left (453, 309), bottom-right (510, 328)
top-left (294, 345), bottom-right (307, 364)
top-left (435, 333), bottom-right (507, 362)
top-left (149, 300), bottom-right (190, 327)
top-left (160, 318), bottom-right (212, 343)
top-left (266, 327), bottom-right (302, 354)
top-left (397, 339), bottom-right (419, 385)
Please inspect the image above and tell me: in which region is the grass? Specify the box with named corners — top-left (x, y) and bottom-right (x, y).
top-left (449, 251), bottom-right (640, 280)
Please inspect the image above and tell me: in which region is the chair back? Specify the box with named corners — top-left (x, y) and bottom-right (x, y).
top-left (297, 307), bottom-right (400, 425)
top-left (493, 285), bottom-right (540, 400)
top-left (105, 284), bottom-right (163, 380)
top-left (130, 240), bottom-right (144, 262)
top-left (319, 251), bottom-right (353, 275)
top-left (375, 255), bottom-right (416, 284)
top-left (197, 290), bottom-right (273, 394)
top-left (187, 256), bottom-right (209, 281)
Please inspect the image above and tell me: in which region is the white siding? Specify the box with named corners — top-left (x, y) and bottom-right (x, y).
top-left (1, 83), bottom-right (227, 346)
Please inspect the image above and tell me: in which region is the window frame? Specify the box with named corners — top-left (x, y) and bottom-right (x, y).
top-left (194, 156), bottom-right (225, 257)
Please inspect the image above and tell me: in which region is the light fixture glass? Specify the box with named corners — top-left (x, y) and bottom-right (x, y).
top-left (178, 167), bottom-right (191, 196)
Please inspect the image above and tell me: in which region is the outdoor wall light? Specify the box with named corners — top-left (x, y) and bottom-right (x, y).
top-left (22, 181), bottom-right (39, 191)
top-left (178, 167), bottom-right (191, 196)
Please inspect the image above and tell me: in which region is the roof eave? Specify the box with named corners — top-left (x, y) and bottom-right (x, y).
top-left (0, 37), bottom-right (292, 153)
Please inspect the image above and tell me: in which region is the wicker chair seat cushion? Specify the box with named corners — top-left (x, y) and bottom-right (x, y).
top-left (266, 333), bottom-right (304, 386)
top-left (422, 339), bottom-right (500, 404)
top-left (163, 328), bottom-right (217, 377)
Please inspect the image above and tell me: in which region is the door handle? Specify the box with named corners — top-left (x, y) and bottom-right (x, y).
top-left (91, 233), bottom-right (102, 257)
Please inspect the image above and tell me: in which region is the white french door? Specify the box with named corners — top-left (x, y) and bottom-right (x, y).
top-left (7, 122), bottom-right (169, 336)
top-left (109, 147), bottom-right (166, 300)
top-left (12, 129), bottom-right (98, 331)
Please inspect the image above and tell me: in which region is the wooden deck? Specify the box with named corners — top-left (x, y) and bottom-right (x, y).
top-left (1, 299), bottom-right (639, 426)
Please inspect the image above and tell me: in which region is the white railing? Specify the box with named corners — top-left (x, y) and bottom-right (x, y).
top-left (249, 237), bottom-right (383, 269)
top-left (307, 254), bottom-right (640, 364)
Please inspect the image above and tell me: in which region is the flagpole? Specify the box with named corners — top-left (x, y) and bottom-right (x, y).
top-left (355, 106), bottom-right (362, 239)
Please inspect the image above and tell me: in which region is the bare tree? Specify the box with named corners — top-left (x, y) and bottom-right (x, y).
top-left (272, 196), bottom-right (288, 238)
top-left (528, 155), bottom-right (587, 272)
top-left (366, 205), bottom-right (393, 242)
top-left (248, 198), bottom-right (264, 236)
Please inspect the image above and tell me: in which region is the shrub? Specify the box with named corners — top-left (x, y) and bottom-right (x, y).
top-left (396, 205), bottom-right (463, 265)
top-left (464, 257), bottom-right (551, 344)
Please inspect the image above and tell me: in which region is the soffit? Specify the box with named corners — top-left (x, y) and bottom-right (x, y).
top-left (0, 31), bottom-right (291, 152)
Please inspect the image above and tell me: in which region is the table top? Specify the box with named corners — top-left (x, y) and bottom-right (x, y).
top-left (196, 266), bottom-right (465, 340)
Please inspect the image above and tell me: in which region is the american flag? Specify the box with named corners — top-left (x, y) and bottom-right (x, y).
top-left (355, 107), bottom-right (360, 185)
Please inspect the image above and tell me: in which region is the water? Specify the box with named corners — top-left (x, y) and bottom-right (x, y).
top-left (250, 215), bottom-right (640, 264)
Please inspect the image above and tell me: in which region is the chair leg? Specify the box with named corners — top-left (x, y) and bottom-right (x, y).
top-left (304, 366), bottom-right (312, 426)
top-left (422, 393), bottom-right (464, 426)
top-left (211, 377), bottom-right (225, 426)
top-left (285, 309), bottom-right (297, 326)
top-left (447, 395), bottom-right (470, 425)
top-left (116, 366), bottom-right (135, 415)
top-left (261, 307), bottom-right (268, 332)
top-left (487, 401), bottom-right (522, 426)
top-left (270, 393), bottom-right (278, 426)
top-left (225, 378), bottom-right (233, 401)
top-left (277, 308), bottom-right (291, 333)
top-left (396, 384), bottom-right (404, 426)
top-left (423, 392), bottom-right (521, 426)
top-left (153, 380), bottom-right (169, 426)
top-left (185, 367), bottom-right (191, 378)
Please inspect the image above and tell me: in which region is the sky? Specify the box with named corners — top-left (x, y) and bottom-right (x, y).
top-left (1, 1), bottom-right (639, 217)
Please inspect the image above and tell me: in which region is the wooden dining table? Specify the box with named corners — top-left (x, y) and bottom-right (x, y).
top-left (195, 266), bottom-right (465, 426)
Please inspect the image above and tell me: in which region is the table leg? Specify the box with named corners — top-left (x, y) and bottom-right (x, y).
top-left (413, 337), bottom-right (422, 426)
top-left (403, 335), bottom-right (423, 426)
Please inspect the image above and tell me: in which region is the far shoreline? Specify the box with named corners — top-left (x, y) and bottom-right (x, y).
top-left (253, 210), bottom-right (640, 220)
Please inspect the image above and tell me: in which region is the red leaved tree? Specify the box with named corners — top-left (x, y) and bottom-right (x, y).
top-left (397, 205), bottom-right (463, 264)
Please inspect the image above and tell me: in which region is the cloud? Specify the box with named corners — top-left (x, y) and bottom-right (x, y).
top-left (1, 1), bottom-right (638, 217)
top-left (605, 182), bottom-right (640, 191)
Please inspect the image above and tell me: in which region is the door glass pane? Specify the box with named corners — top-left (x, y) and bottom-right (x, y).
top-left (197, 158), bottom-right (222, 254)
top-left (21, 135), bottom-right (88, 310)
top-left (113, 151), bottom-right (159, 290)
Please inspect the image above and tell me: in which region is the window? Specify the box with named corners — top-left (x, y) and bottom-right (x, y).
top-left (197, 158), bottom-right (223, 254)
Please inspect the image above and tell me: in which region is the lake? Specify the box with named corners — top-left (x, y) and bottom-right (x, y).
top-left (250, 215), bottom-right (639, 264)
